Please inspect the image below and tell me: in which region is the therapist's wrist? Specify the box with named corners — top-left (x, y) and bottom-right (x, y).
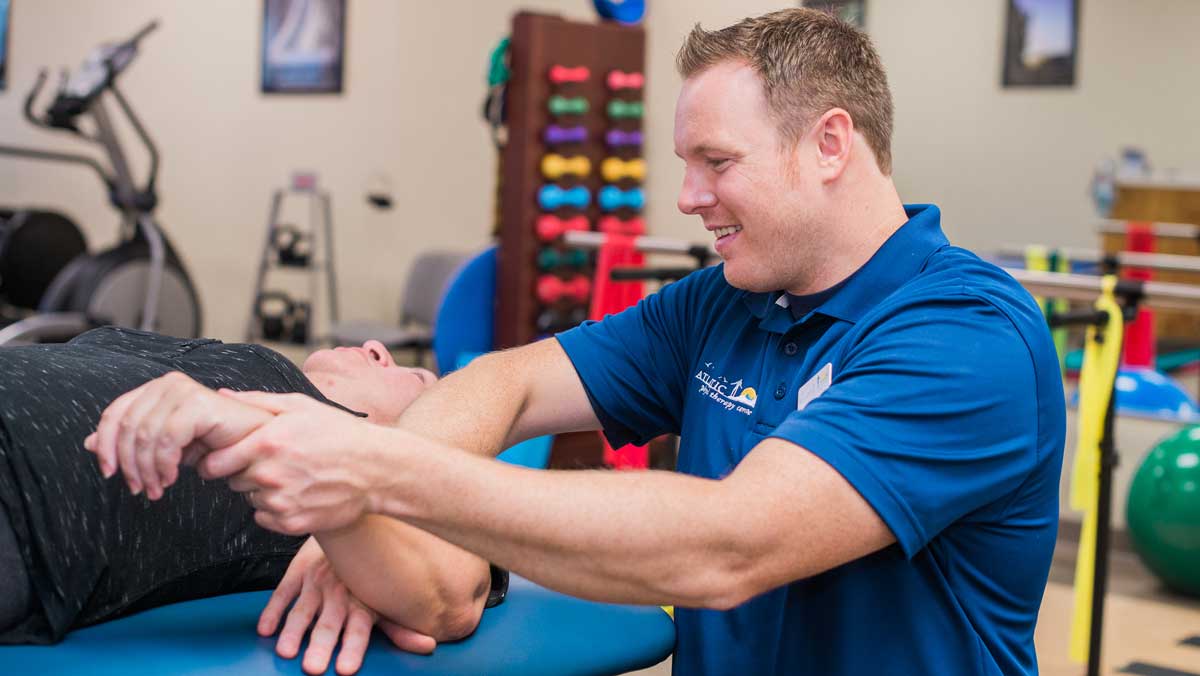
top-left (361, 424), bottom-right (422, 520)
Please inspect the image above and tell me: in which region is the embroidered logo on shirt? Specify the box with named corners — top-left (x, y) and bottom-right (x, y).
top-left (694, 362), bottom-right (756, 415)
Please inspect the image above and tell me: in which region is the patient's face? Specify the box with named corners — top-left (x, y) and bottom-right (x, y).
top-left (301, 341), bottom-right (436, 423)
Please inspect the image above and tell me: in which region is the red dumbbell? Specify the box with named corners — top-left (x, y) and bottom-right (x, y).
top-left (549, 64), bottom-right (591, 84)
top-left (536, 214), bottom-right (590, 242)
top-left (598, 215), bottom-right (646, 237)
top-left (537, 274), bottom-right (591, 304)
top-left (606, 70), bottom-right (645, 91)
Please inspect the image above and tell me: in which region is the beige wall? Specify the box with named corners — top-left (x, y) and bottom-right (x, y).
top-left (2, 1), bottom-right (1199, 341)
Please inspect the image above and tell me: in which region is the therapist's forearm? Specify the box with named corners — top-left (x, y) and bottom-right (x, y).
top-left (365, 428), bottom-right (753, 610)
top-left (314, 517), bottom-right (491, 640)
top-left (312, 348), bottom-right (549, 634)
top-left (394, 351), bottom-right (529, 455)
top-left (395, 339), bottom-right (598, 455)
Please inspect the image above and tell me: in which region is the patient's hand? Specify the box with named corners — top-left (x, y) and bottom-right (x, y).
top-left (261, 537), bottom-right (437, 675)
top-left (83, 371), bottom-right (273, 500)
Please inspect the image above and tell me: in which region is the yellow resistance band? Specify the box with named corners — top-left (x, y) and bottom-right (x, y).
top-left (1068, 275), bottom-right (1123, 663)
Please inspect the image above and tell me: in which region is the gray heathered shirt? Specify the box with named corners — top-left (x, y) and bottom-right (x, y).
top-left (0, 327), bottom-right (335, 643)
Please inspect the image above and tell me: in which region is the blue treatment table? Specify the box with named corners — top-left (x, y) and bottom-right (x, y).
top-left (2, 576), bottom-right (675, 675)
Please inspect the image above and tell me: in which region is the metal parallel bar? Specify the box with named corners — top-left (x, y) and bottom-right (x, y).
top-left (556, 238), bottom-right (1200, 310)
top-left (1003, 268), bottom-right (1200, 312)
top-left (610, 267), bottom-right (697, 282)
top-left (562, 230), bottom-right (711, 257)
top-left (1097, 219), bottom-right (1199, 238)
top-left (998, 245), bottom-right (1200, 274)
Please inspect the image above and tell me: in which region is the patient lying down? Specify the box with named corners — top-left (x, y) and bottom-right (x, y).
top-left (0, 327), bottom-right (501, 675)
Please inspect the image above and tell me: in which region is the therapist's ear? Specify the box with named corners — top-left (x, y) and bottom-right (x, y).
top-left (813, 108), bottom-right (853, 183)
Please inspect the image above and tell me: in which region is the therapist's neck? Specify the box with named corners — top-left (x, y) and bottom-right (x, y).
top-left (784, 170), bottom-right (907, 296)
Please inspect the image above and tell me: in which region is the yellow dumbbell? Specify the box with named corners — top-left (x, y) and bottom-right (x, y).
top-left (600, 157), bottom-right (646, 183)
top-left (541, 153), bottom-right (592, 179)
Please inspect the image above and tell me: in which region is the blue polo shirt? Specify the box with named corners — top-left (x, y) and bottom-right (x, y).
top-left (556, 205), bottom-right (1065, 675)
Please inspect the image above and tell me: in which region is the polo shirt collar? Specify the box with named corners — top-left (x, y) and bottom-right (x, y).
top-left (741, 204), bottom-right (948, 327)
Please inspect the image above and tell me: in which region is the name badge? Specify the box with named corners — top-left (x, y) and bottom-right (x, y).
top-left (796, 362), bottom-right (833, 411)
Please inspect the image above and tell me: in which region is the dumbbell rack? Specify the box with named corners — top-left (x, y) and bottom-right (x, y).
top-left (244, 176), bottom-right (339, 348)
top-left (495, 12), bottom-right (646, 349)
top-left (494, 12), bottom-right (646, 469)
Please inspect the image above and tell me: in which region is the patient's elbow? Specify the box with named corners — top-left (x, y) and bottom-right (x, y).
top-left (426, 570), bottom-right (491, 642)
top-left (431, 601), bottom-right (484, 642)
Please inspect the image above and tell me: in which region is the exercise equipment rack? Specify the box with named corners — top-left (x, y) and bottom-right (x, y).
top-left (1005, 266), bottom-right (1200, 676)
top-left (244, 174), bottom-right (339, 348)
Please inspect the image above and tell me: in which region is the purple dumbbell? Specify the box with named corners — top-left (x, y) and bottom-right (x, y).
top-left (544, 125), bottom-right (588, 145)
top-left (605, 129), bottom-right (644, 148)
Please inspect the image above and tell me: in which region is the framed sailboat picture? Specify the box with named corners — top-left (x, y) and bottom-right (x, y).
top-left (261, 0), bottom-right (346, 94)
top-left (1002, 0), bottom-right (1079, 87)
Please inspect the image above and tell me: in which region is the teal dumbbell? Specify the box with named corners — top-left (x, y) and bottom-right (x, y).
top-left (607, 99), bottom-right (643, 119)
top-left (538, 248), bottom-right (589, 270)
top-left (548, 95), bottom-right (589, 116)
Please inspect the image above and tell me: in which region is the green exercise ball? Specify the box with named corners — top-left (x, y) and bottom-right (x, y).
top-left (1126, 425), bottom-right (1200, 597)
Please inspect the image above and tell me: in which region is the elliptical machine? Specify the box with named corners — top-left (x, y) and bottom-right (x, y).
top-left (0, 21), bottom-right (201, 344)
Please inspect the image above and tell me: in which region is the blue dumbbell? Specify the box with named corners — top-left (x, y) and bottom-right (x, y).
top-left (539, 184), bottom-right (591, 210)
top-left (598, 186), bottom-right (645, 212)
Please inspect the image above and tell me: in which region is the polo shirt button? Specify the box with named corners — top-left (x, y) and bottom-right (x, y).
top-left (783, 341), bottom-right (799, 356)
top-left (774, 383), bottom-right (787, 400)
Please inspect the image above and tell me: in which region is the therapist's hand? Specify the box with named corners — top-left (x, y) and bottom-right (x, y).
top-left (200, 390), bottom-right (385, 535)
top-left (262, 537), bottom-right (437, 675)
top-left (84, 371), bottom-right (273, 500)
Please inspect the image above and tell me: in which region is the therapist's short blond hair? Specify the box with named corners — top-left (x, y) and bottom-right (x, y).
top-left (676, 8), bottom-right (895, 175)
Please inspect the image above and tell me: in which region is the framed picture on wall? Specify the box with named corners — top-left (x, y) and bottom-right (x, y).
top-left (261, 0), bottom-right (346, 94)
top-left (1002, 0), bottom-right (1079, 87)
top-left (0, 0), bottom-right (11, 91)
top-left (801, 0), bottom-right (866, 29)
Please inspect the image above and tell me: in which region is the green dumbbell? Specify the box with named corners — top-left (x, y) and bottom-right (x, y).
top-left (548, 95), bottom-right (589, 116)
top-left (607, 99), bottom-right (643, 119)
top-left (538, 248), bottom-right (589, 270)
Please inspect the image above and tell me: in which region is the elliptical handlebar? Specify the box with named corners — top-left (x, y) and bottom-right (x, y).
top-left (22, 71), bottom-right (51, 128)
top-left (1, 68), bottom-right (118, 192)
top-left (63, 20), bottom-right (159, 102)
top-left (1, 20), bottom-right (162, 212)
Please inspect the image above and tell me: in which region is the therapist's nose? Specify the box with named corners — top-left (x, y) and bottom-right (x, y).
top-left (677, 169), bottom-right (717, 215)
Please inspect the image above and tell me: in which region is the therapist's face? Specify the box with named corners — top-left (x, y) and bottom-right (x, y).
top-left (674, 60), bottom-right (828, 294)
top-left (301, 340), bottom-right (436, 423)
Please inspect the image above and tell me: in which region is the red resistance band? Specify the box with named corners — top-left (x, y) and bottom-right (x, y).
top-left (589, 232), bottom-right (649, 469)
top-left (1122, 222), bottom-right (1155, 368)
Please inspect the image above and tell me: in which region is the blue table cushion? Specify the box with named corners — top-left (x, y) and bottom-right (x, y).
top-left (3, 575), bottom-right (674, 675)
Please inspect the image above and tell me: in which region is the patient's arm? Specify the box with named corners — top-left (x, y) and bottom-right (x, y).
top-left (261, 537), bottom-right (453, 675)
top-left (85, 371), bottom-right (273, 499)
top-left (88, 373), bottom-right (492, 665)
top-left (315, 516), bottom-right (491, 641)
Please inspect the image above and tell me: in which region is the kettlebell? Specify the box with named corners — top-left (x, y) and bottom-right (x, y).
top-left (272, 225), bottom-right (312, 267)
top-left (255, 291), bottom-right (294, 341)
